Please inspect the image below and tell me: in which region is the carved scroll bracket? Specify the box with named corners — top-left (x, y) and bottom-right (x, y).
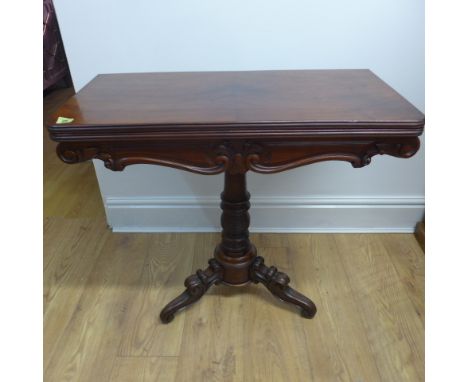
top-left (57, 145), bottom-right (125, 171)
top-left (213, 141), bottom-right (265, 174)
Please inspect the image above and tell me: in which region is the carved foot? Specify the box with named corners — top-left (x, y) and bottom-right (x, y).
top-left (160, 259), bottom-right (223, 323)
top-left (250, 256), bottom-right (317, 319)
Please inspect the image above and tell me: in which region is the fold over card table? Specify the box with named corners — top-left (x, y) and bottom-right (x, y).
top-left (48, 70), bottom-right (424, 323)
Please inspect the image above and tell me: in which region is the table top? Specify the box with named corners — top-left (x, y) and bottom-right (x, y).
top-left (48, 70), bottom-right (424, 142)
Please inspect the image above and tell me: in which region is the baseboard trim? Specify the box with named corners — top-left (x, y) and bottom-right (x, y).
top-left (112, 226), bottom-right (417, 233)
top-left (106, 195), bottom-right (424, 207)
top-left (105, 195), bottom-right (424, 233)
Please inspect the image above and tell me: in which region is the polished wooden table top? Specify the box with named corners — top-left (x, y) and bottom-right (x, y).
top-left (49, 70), bottom-right (424, 141)
top-left (48, 70), bottom-right (424, 174)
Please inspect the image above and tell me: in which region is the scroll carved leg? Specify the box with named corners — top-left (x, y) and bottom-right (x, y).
top-left (250, 256), bottom-right (317, 318)
top-left (160, 259), bottom-right (224, 323)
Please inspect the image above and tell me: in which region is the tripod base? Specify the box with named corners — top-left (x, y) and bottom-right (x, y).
top-left (160, 171), bottom-right (317, 324)
top-left (160, 254), bottom-right (317, 323)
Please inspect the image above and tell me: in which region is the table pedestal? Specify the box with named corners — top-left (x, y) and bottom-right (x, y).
top-left (160, 172), bottom-right (317, 323)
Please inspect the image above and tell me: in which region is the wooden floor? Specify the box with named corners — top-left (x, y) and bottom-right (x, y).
top-left (44, 88), bottom-right (425, 382)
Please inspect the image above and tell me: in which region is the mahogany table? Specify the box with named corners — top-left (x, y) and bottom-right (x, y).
top-left (47, 70), bottom-right (424, 323)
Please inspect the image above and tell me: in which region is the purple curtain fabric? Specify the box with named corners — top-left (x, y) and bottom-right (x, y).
top-left (43, 0), bottom-right (70, 90)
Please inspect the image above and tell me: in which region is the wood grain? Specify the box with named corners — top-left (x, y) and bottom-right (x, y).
top-left (289, 233), bottom-right (383, 381)
top-left (241, 247), bottom-right (314, 382)
top-left (118, 233), bottom-right (196, 357)
top-left (48, 70), bottom-right (424, 131)
top-left (109, 357), bottom-right (178, 382)
top-left (44, 233), bottom-right (150, 381)
top-left (44, 161), bottom-right (104, 219)
top-left (43, 218), bottom-right (110, 364)
top-left (380, 234), bottom-right (425, 326)
top-left (335, 234), bottom-right (424, 381)
top-left (174, 236), bottom-right (247, 382)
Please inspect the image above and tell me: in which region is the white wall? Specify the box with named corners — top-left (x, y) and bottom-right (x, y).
top-left (54, 0), bottom-right (424, 232)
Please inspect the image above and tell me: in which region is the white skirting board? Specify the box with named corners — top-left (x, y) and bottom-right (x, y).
top-left (104, 196), bottom-right (424, 233)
